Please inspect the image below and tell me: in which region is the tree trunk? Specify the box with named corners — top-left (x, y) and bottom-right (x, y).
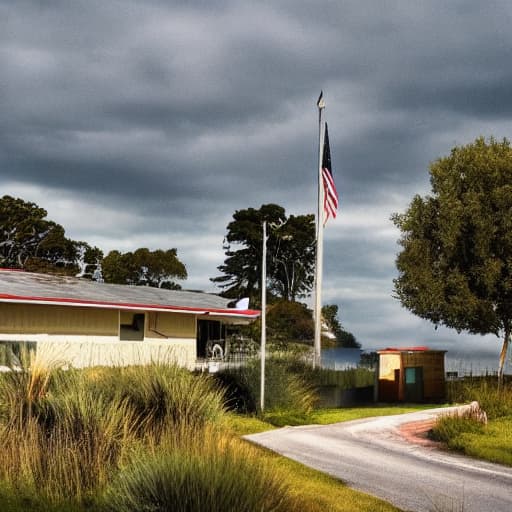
top-left (498, 327), bottom-right (510, 388)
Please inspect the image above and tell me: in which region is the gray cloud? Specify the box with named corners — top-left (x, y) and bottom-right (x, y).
top-left (3, 0), bottom-right (512, 370)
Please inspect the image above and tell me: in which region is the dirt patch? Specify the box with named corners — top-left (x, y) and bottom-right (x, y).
top-left (398, 418), bottom-right (443, 448)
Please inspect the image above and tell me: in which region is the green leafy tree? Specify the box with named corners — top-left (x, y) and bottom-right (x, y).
top-left (0, 195), bottom-right (79, 274)
top-left (267, 300), bottom-right (314, 346)
top-left (102, 248), bottom-right (187, 288)
top-left (393, 137), bottom-right (512, 382)
top-left (322, 304), bottom-right (361, 348)
top-left (271, 213), bottom-right (316, 301)
top-left (244, 300), bottom-right (314, 350)
top-left (212, 204), bottom-right (315, 303)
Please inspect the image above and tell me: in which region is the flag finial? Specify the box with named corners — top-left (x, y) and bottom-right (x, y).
top-left (317, 91), bottom-right (325, 109)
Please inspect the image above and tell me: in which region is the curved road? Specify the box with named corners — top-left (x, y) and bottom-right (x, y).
top-left (245, 406), bottom-right (512, 512)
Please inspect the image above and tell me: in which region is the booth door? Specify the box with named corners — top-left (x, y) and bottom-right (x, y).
top-left (404, 367), bottom-right (424, 402)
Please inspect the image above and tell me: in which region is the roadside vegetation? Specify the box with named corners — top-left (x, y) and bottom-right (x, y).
top-left (215, 353), bottom-right (375, 426)
top-left (0, 352), bottom-right (403, 512)
top-left (431, 377), bottom-right (512, 466)
top-left (5, 345), bottom-right (510, 511)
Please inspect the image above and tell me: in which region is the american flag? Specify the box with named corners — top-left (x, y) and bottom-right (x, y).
top-left (322, 123), bottom-right (338, 224)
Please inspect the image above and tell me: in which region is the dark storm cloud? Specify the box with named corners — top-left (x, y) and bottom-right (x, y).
top-left (2, 0), bottom-right (326, 211)
top-left (3, 0), bottom-right (512, 366)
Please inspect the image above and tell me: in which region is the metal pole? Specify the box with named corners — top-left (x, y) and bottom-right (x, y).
top-left (260, 220), bottom-right (267, 412)
top-left (313, 95), bottom-right (326, 369)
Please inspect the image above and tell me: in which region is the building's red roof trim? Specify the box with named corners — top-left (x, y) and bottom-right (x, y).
top-left (377, 346), bottom-right (447, 354)
top-left (0, 293), bottom-right (260, 319)
top-left (378, 346), bottom-right (430, 353)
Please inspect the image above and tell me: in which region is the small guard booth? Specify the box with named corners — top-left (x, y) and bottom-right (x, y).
top-left (377, 346), bottom-right (446, 403)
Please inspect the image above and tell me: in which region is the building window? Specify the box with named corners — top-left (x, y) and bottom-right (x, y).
top-left (120, 313), bottom-right (145, 341)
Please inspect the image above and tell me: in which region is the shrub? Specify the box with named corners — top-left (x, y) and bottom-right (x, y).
top-left (219, 356), bottom-right (317, 419)
top-left (212, 370), bottom-right (256, 414)
top-left (430, 414), bottom-right (485, 448)
top-left (0, 362), bottom-right (227, 504)
top-left (0, 369), bottom-right (135, 502)
top-left (108, 365), bottom-right (226, 435)
top-left (102, 429), bottom-right (293, 512)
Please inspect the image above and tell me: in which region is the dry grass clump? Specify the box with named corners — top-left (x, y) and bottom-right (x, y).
top-left (103, 426), bottom-right (294, 512)
top-left (0, 360), bottom-right (227, 504)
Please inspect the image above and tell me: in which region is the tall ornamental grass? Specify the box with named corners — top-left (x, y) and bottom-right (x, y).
top-left (103, 427), bottom-right (294, 512)
top-left (0, 360), bottom-right (227, 504)
top-left (83, 364), bottom-right (226, 435)
top-left (219, 355), bottom-right (318, 418)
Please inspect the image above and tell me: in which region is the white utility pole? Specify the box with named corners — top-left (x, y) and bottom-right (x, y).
top-left (260, 220), bottom-right (267, 412)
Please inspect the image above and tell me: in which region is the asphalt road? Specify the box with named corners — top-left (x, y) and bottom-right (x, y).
top-left (245, 407), bottom-right (512, 512)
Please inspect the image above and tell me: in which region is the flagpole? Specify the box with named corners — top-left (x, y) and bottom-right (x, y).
top-left (314, 93), bottom-right (326, 369)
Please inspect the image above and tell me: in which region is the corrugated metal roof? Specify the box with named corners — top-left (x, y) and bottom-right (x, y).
top-left (0, 269), bottom-right (259, 319)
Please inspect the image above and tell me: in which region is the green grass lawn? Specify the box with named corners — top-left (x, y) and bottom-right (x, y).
top-left (227, 403), bottom-right (440, 431)
top-left (307, 404), bottom-right (441, 425)
top-left (463, 415), bottom-right (512, 465)
top-left (434, 378), bottom-right (512, 467)
top-left (434, 415), bottom-right (512, 466)
top-left (223, 412), bottom-right (277, 435)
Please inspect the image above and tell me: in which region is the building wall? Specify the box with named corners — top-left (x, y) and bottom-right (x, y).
top-left (377, 350), bottom-right (446, 402)
top-left (378, 353), bottom-right (401, 401)
top-left (34, 339), bottom-right (197, 369)
top-left (0, 303), bottom-right (118, 335)
top-left (0, 303), bottom-right (197, 368)
top-left (378, 353), bottom-right (401, 380)
top-left (146, 311), bottom-right (196, 338)
top-left (402, 351), bottom-right (445, 400)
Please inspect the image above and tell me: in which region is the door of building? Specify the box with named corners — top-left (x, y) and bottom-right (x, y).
top-left (404, 366), bottom-right (424, 402)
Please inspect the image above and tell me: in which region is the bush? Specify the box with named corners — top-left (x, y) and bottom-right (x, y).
top-left (102, 430), bottom-right (293, 512)
top-left (106, 365), bottom-right (226, 434)
top-left (212, 370), bottom-right (256, 414)
top-left (430, 414), bottom-right (485, 448)
top-left (218, 356), bottom-right (317, 419)
top-left (0, 363), bottom-right (227, 504)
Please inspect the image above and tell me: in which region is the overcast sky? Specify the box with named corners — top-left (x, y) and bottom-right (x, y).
top-left (2, 0), bottom-right (512, 370)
